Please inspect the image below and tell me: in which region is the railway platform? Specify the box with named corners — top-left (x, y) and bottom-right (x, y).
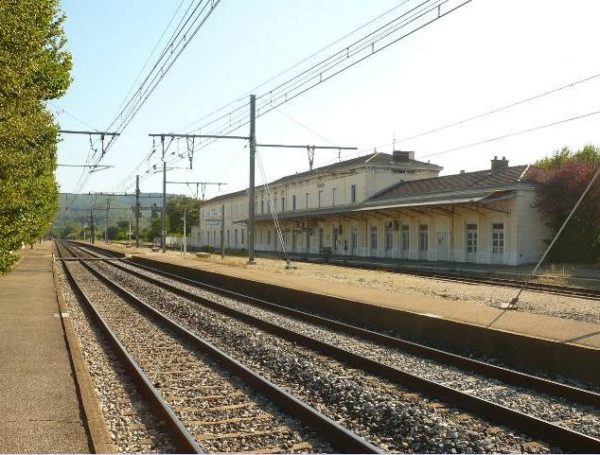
top-left (96, 243), bottom-right (600, 347)
top-left (85, 242), bottom-right (600, 383)
top-left (0, 242), bottom-right (90, 453)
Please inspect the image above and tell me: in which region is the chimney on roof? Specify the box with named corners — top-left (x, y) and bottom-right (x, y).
top-left (393, 150), bottom-right (415, 162)
top-left (491, 155), bottom-right (509, 171)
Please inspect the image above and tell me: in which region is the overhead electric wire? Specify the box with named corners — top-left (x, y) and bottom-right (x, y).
top-left (273, 107), bottom-right (336, 146)
top-left (189, 0), bottom-right (449, 137)
top-left (421, 108), bottom-right (600, 159)
top-left (380, 70), bottom-right (600, 148)
top-left (175, 0), bottom-right (414, 133)
top-left (65, 0), bottom-right (203, 195)
top-left (101, 0), bottom-right (221, 158)
top-left (140, 0), bottom-right (470, 180)
top-left (121, 0), bottom-right (456, 187)
top-left (106, 0), bottom-right (208, 133)
top-left (58, 0), bottom-right (221, 221)
top-left (110, 0), bottom-right (189, 121)
top-left (49, 102), bottom-right (99, 131)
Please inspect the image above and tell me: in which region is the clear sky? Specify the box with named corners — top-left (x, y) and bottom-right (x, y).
top-left (54, 0), bottom-right (600, 199)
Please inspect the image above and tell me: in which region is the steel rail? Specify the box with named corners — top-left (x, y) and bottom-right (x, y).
top-left (66, 241), bottom-right (600, 406)
top-left (67, 247), bottom-right (382, 454)
top-left (73, 244), bottom-right (599, 407)
top-left (55, 242), bottom-right (205, 454)
top-left (70, 241), bottom-right (600, 300)
top-left (313, 256), bottom-right (600, 301)
top-left (65, 242), bottom-right (600, 453)
top-left (396, 269), bottom-right (600, 300)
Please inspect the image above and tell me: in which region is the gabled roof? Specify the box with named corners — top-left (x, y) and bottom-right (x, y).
top-left (204, 151), bottom-right (441, 203)
top-left (368, 165), bottom-right (531, 203)
top-left (206, 188), bottom-right (247, 203)
top-left (267, 151), bottom-right (440, 187)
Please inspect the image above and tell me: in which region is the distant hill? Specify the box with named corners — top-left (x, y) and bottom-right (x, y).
top-left (55, 192), bottom-right (172, 228)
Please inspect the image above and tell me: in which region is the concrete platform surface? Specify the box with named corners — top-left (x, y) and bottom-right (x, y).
top-left (0, 243), bottom-right (90, 453)
top-left (95, 242), bottom-right (600, 351)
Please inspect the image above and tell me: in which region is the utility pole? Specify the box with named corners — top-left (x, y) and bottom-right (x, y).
top-left (148, 94), bottom-right (355, 265)
top-left (105, 198), bottom-right (111, 243)
top-left (161, 136), bottom-right (167, 253)
top-left (135, 175), bottom-right (141, 248)
top-left (90, 210), bottom-right (95, 244)
top-left (248, 95), bottom-right (256, 264)
top-left (183, 210), bottom-right (187, 255)
top-left (221, 204), bottom-right (225, 259)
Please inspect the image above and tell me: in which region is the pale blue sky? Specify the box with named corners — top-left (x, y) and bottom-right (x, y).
top-left (54, 0), bottom-right (600, 198)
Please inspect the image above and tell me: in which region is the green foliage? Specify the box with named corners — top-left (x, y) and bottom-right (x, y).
top-left (104, 226), bottom-right (119, 241)
top-left (0, 0), bottom-right (72, 272)
top-left (535, 144), bottom-right (600, 170)
top-left (144, 218), bottom-right (163, 243)
top-left (60, 221), bottom-right (82, 240)
top-left (532, 145), bottom-right (600, 263)
top-left (166, 196), bottom-right (202, 234)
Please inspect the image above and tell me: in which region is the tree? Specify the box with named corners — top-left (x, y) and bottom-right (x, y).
top-left (0, 1), bottom-right (72, 272)
top-left (144, 218), bottom-right (163, 243)
top-left (166, 196), bottom-right (202, 234)
top-left (104, 226), bottom-right (120, 241)
top-left (530, 145), bottom-right (600, 263)
top-left (59, 221), bottom-right (82, 240)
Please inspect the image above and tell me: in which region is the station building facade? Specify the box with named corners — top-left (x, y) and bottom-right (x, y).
top-left (191, 151), bottom-right (550, 265)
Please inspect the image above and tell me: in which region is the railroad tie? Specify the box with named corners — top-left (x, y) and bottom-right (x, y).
top-left (183, 413), bottom-right (272, 427)
top-left (194, 426), bottom-right (290, 441)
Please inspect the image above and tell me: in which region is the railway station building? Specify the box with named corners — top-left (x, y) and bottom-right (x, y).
top-left (191, 151), bottom-right (550, 265)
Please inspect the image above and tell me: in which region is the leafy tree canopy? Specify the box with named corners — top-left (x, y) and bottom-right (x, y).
top-left (531, 145), bottom-right (600, 263)
top-left (0, 0), bottom-right (72, 272)
top-left (166, 195), bottom-right (202, 234)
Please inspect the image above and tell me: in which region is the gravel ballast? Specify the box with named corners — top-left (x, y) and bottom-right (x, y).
top-left (65, 260), bottom-right (332, 454)
top-left (56, 262), bottom-right (175, 453)
top-left (91, 259), bottom-right (569, 453)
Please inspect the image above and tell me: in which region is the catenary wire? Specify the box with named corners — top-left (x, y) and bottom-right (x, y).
top-left (118, 0), bottom-right (453, 188)
top-left (175, 0), bottom-right (414, 133)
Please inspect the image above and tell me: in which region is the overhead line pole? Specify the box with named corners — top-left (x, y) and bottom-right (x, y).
top-left (148, 131), bottom-right (249, 255)
top-left (135, 175), bottom-right (141, 248)
top-left (105, 198), bottom-right (111, 243)
top-left (248, 95), bottom-right (257, 263)
top-left (57, 130), bottom-right (120, 158)
top-left (90, 210), bottom-right (95, 244)
top-left (166, 181), bottom-right (227, 200)
top-left (161, 135), bottom-right (167, 253)
top-left (149, 94), bottom-right (356, 264)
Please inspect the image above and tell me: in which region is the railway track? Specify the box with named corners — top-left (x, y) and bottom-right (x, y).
top-left (266, 253), bottom-right (600, 301)
top-left (61, 241), bottom-right (600, 452)
top-left (56, 242), bottom-right (379, 454)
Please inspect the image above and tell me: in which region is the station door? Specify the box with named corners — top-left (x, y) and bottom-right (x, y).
top-left (465, 223), bottom-right (478, 262)
top-left (436, 232), bottom-right (449, 261)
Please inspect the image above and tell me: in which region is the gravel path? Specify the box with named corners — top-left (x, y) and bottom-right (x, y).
top-left (66, 261), bottom-right (331, 454)
top-left (92, 260), bottom-right (560, 453)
